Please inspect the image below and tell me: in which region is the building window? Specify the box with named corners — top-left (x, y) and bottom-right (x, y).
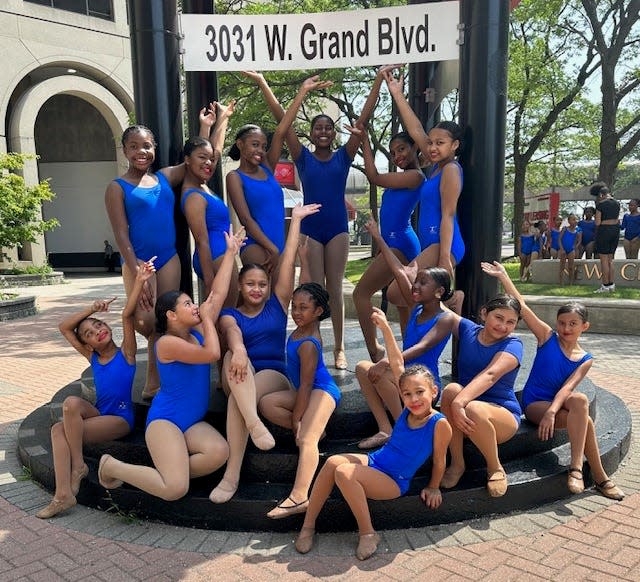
top-left (25, 0), bottom-right (113, 21)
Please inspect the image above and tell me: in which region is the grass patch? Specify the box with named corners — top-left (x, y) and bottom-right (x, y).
top-left (344, 257), bottom-right (640, 300)
top-left (345, 256), bottom-right (373, 284)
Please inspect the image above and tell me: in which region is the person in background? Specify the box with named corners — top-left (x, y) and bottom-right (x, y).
top-left (591, 182), bottom-right (620, 293)
top-left (621, 198), bottom-right (640, 259)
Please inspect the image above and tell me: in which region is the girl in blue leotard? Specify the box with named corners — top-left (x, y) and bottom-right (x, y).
top-left (210, 203), bottom-right (320, 504)
top-left (482, 261), bottom-right (624, 501)
top-left (621, 198), bottom-right (640, 259)
top-left (356, 218), bottom-right (456, 450)
top-left (382, 68), bottom-right (465, 319)
top-left (549, 215), bottom-right (563, 259)
top-left (181, 100), bottom-right (236, 303)
top-left (578, 207), bottom-right (596, 258)
top-left (106, 112), bottom-right (211, 398)
top-left (347, 125), bottom-right (423, 361)
top-left (37, 259), bottom-right (156, 519)
top-left (559, 214), bottom-right (582, 285)
top-left (295, 309), bottom-right (451, 561)
top-left (97, 230), bottom-right (244, 501)
top-left (438, 294), bottom-right (524, 498)
top-left (227, 75), bottom-right (331, 278)
top-left (518, 219), bottom-right (535, 281)
top-left (247, 67), bottom-right (389, 370)
top-left (259, 282), bottom-right (340, 519)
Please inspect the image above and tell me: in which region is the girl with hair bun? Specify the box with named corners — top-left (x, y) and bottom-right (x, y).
top-left (227, 75), bottom-right (331, 278)
top-left (382, 68), bottom-right (465, 320)
top-left (181, 100), bottom-right (236, 303)
top-left (591, 181), bottom-right (620, 293)
top-left (355, 219), bottom-right (456, 450)
top-left (260, 279), bottom-right (341, 519)
top-left (97, 229), bottom-right (245, 502)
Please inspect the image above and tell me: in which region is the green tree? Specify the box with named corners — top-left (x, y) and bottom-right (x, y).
top-left (0, 153), bottom-right (58, 263)
top-left (577, 0), bottom-right (640, 186)
top-left (507, 0), bottom-right (599, 240)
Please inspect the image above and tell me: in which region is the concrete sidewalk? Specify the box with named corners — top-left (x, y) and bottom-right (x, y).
top-left (1, 274), bottom-right (639, 581)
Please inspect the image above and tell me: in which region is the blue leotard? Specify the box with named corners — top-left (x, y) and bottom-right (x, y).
top-left (115, 172), bottom-right (176, 270)
top-left (90, 350), bottom-right (135, 430)
top-left (550, 228), bottom-right (561, 252)
top-left (403, 308), bottom-right (451, 393)
top-left (560, 227), bottom-right (581, 254)
top-left (286, 335), bottom-right (341, 406)
top-left (146, 330), bottom-right (210, 432)
top-left (418, 161), bottom-right (465, 264)
top-left (578, 219), bottom-right (596, 246)
top-left (234, 165), bottom-right (285, 253)
top-left (296, 146), bottom-right (351, 245)
top-left (368, 410), bottom-right (445, 495)
top-left (621, 213), bottom-right (640, 240)
top-left (181, 188), bottom-right (231, 279)
top-left (520, 234), bottom-right (535, 256)
top-left (220, 294), bottom-right (287, 376)
top-left (379, 184), bottom-right (421, 262)
top-left (457, 318), bottom-right (523, 424)
top-left (521, 333), bottom-right (592, 411)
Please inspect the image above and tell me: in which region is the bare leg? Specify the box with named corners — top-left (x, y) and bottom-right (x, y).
top-left (559, 251), bottom-right (567, 284)
top-left (324, 233), bottom-right (350, 369)
top-left (355, 361), bottom-right (400, 439)
top-left (353, 251), bottom-right (405, 361)
top-left (567, 252), bottom-right (576, 284)
top-left (440, 383), bottom-right (466, 487)
top-left (100, 420), bottom-right (201, 501)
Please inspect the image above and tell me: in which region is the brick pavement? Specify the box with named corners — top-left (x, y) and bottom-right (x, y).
top-left (0, 274), bottom-right (639, 581)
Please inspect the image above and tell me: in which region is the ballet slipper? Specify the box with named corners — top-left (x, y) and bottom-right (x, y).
top-left (70, 463), bottom-right (89, 496)
top-left (247, 420), bottom-right (275, 451)
top-left (595, 479), bottom-right (624, 501)
top-left (295, 526), bottom-right (316, 554)
top-left (567, 467), bottom-right (584, 494)
top-left (209, 478), bottom-right (239, 504)
top-left (334, 350), bottom-right (348, 370)
top-left (356, 532), bottom-right (381, 561)
top-left (98, 454), bottom-right (123, 489)
top-left (487, 469), bottom-right (508, 497)
top-left (266, 496), bottom-right (309, 519)
top-left (36, 496), bottom-right (76, 519)
top-left (440, 464), bottom-right (465, 489)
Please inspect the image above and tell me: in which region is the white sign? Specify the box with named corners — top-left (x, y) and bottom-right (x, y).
top-left (180, 2), bottom-right (459, 71)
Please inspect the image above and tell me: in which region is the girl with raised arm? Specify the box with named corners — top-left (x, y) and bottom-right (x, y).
top-left (346, 123), bottom-right (423, 361)
top-left (227, 76), bottom-right (331, 279)
top-left (97, 230), bottom-right (244, 501)
top-left (482, 261), bottom-right (624, 500)
top-left (37, 259), bottom-right (155, 519)
top-left (295, 308), bottom-right (451, 561)
top-left (181, 100), bottom-right (237, 303)
top-left (246, 67), bottom-right (388, 370)
top-left (382, 67), bottom-right (465, 318)
top-left (210, 203), bottom-right (320, 504)
top-left (106, 113), bottom-right (210, 398)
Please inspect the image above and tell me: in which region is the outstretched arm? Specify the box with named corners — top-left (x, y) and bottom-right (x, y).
top-left (121, 258), bottom-right (156, 363)
top-left (209, 100), bottom-right (235, 166)
top-left (481, 261), bottom-right (551, 344)
top-left (371, 307), bottom-right (403, 384)
top-left (345, 124), bottom-right (424, 190)
top-left (59, 298), bottom-right (117, 361)
top-left (274, 203), bottom-right (321, 307)
top-left (382, 67), bottom-right (429, 156)
top-left (266, 76), bottom-right (332, 170)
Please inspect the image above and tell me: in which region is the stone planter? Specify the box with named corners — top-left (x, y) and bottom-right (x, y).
top-left (0, 271), bottom-right (65, 288)
top-left (0, 295), bottom-right (36, 321)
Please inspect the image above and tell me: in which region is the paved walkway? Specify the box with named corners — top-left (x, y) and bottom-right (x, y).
top-left (1, 274), bottom-right (639, 581)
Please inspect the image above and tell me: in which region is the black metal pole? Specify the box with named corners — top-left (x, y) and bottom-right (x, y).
top-left (127, 0), bottom-right (192, 296)
top-left (182, 1), bottom-right (222, 302)
top-left (457, 0), bottom-right (509, 320)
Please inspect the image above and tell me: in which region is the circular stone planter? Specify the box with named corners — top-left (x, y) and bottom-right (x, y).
top-left (0, 295), bottom-right (36, 321)
top-left (0, 271), bottom-right (65, 288)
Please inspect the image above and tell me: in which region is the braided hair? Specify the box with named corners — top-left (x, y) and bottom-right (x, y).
top-left (293, 282), bottom-right (331, 321)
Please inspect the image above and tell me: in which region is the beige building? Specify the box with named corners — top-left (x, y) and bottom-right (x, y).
top-left (1, 0), bottom-right (133, 268)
